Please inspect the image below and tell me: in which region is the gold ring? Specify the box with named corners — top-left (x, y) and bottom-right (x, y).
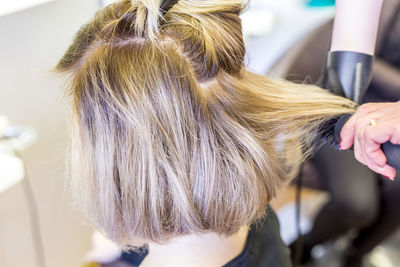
top-left (370, 119), bottom-right (377, 126)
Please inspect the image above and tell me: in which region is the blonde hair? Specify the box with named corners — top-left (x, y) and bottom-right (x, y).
top-left (57, 0), bottom-right (355, 248)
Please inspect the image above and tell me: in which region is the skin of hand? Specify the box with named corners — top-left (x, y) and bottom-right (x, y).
top-left (340, 101), bottom-right (400, 180)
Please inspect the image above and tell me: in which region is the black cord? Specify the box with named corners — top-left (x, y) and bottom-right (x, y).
top-left (16, 152), bottom-right (46, 267)
top-left (294, 164), bottom-right (304, 267)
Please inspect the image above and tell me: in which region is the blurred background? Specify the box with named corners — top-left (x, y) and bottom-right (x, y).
top-left (0, 1), bottom-right (101, 267)
top-left (0, 0), bottom-right (399, 267)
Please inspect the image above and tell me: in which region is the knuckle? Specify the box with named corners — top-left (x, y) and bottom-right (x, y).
top-left (355, 117), bottom-right (371, 133)
top-left (353, 122), bottom-right (361, 134)
top-left (365, 145), bottom-right (374, 155)
top-left (364, 130), bottom-right (374, 145)
top-left (358, 103), bottom-right (373, 113)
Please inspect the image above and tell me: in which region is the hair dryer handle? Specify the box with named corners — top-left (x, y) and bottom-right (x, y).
top-left (334, 115), bottom-right (400, 170)
top-left (382, 142), bottom-right (400, 170)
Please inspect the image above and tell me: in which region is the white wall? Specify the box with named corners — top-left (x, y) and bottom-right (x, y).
top-left (0, 0), bottom-right (100, 266)
top-left (0, 0), bottom-right (55, 17)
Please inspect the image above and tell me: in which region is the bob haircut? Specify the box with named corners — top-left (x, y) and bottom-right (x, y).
top-left (57, 0), bottom-right (355, 248)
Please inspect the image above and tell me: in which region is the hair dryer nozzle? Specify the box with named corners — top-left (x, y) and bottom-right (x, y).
top-left (323, 51), bottom-right (373, 104)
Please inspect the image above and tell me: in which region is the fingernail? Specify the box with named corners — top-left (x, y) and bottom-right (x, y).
top-left (384, 175), bottom-right (394, 181)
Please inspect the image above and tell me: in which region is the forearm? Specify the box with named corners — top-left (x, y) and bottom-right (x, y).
top-left (331, 0), bottom-right (384, 55)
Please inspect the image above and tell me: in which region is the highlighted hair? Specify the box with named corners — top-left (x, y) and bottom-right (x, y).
top-left (57, 0), bottom-right (355, 247)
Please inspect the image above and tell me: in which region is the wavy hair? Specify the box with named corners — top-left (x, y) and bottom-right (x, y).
top-left (57, 0), bottom-right (355, 248)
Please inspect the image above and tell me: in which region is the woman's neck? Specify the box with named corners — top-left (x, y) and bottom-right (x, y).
top-left (140, 225), bottom-right (249, 267)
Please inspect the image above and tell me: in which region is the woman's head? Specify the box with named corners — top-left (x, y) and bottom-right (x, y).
top-left (58, 0), bottom-right (355, 248)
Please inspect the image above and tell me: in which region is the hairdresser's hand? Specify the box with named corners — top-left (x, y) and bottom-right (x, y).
top-left (340, 101), bottom-right (400, 180)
